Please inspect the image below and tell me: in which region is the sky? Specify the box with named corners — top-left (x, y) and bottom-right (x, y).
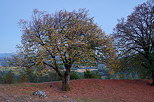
top-left (0, 0), bottom-right (147, 53)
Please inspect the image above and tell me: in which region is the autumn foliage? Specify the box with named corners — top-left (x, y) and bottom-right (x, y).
top-left (16, 9), bottom-right (116, 91)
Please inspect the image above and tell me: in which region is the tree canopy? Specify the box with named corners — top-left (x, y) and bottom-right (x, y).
top-left (113, 0), bottom-right (154, 84)
top-left (17, 9), bottom-right (115, 91)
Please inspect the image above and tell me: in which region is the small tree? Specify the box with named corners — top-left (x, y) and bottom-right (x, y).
top-left (18, 9), bottom-right (114, 91)
top-left (113, 0), bottom-right (154, 85)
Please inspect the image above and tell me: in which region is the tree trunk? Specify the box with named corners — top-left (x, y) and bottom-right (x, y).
top-left (152, 71), bottom-right (154, 86)
top-left (62, 69), bottom-right (70, 91)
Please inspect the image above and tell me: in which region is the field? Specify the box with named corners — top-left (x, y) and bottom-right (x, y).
top-left (0, 79), bottom-right (154, 102)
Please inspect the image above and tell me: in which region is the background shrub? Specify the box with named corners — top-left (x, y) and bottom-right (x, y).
top-left (4, 70), bottom-right (15, 84)
top-left (48, 72), bottom-right (61, 81)
top-left (19, 72), bottom-right (28, 83)
top-left (70, 71), bottom-right (81, 80)
top-left (84, 70), bottom-right (101, 79)
top-left (0, 70), bottom-right (6, 84)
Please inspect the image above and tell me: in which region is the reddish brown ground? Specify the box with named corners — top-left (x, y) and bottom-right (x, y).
top-left (0, 79), bottom-right (154, 102)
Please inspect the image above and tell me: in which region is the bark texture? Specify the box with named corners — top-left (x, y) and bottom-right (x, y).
top-left (62, 68), bottom-right (71, 91)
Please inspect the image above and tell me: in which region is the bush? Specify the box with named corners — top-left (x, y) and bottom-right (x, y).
top-left (70, 71), bottom-right (81, 80)
top-left (19, 72), bottom-right (28, 83)
top-left (84, 70), bottom-right (101, 79)
top-left (4, 70), bottom-right (15, 84)
top-left (18, 68), bottom-right (38, 83)
top-left (0, 70), bottom-right (6, 83)
top-left (37, 74), bottom-right (52, 82)
top-left (48, 72), bottom-right (61, 81)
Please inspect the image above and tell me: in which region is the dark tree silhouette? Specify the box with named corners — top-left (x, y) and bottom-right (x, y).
top-left (113, 0), bottom-right (154, 85)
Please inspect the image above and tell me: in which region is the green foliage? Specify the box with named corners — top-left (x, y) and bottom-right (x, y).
top-left (4, 70), bottom-right (15, 84)
top-left (84, 70), bottom-right (101, 79)
top-left (48, 71), bottom-right (82, 81)
top-left (70, 71), bottom-right (81, 80)
top-left (48, 72), bottom-right (61, 81)
top-left (0, 68), bottom-right (103, 84)
top-left (0, 70), bottom-right (6, 83)
top-left (109, 72), bottom-right (140, 80)
top-left (19, 72), bottom-right (28, 83)
top-left (18, 69), bottom-right (61, 83)
top-left (105, 76), bottom-right (111, 79)
top-left (84, 70), bottom-right (92, 78)
top-left (19, 68), bottom-right (37, 83)
top-left (116, 54), bottom-right (153, 79)
top-left (0, 70), bottom-right (15, 84)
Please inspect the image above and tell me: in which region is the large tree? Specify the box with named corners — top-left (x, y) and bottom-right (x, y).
top-left (18, 9), bottom-right (114, 91)
top-left (113, 0), bottom-right (154, 85)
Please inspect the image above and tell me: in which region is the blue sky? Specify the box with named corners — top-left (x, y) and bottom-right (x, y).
top-left (0, 0), bottom-right (147, 53)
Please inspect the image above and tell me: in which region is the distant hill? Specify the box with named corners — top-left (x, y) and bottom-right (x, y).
top-left (0, 53), bottom-right (14, 58)
top-left (0, 53), bottom-right (15, 66)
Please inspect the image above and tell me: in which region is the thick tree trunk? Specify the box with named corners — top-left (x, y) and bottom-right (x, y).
top-left (62, 69), bottom-right (70, 91)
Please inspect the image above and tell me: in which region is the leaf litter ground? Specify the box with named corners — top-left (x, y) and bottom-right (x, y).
top-left (0, 79), bottom-right (153, 102)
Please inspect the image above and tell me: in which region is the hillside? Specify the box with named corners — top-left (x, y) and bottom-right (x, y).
top-left (0, 79), bottom-right (153, 102)
top-left (0, 53), bottom-right (14, 66)
top-left (0, 53), bottom-right (14, 58)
